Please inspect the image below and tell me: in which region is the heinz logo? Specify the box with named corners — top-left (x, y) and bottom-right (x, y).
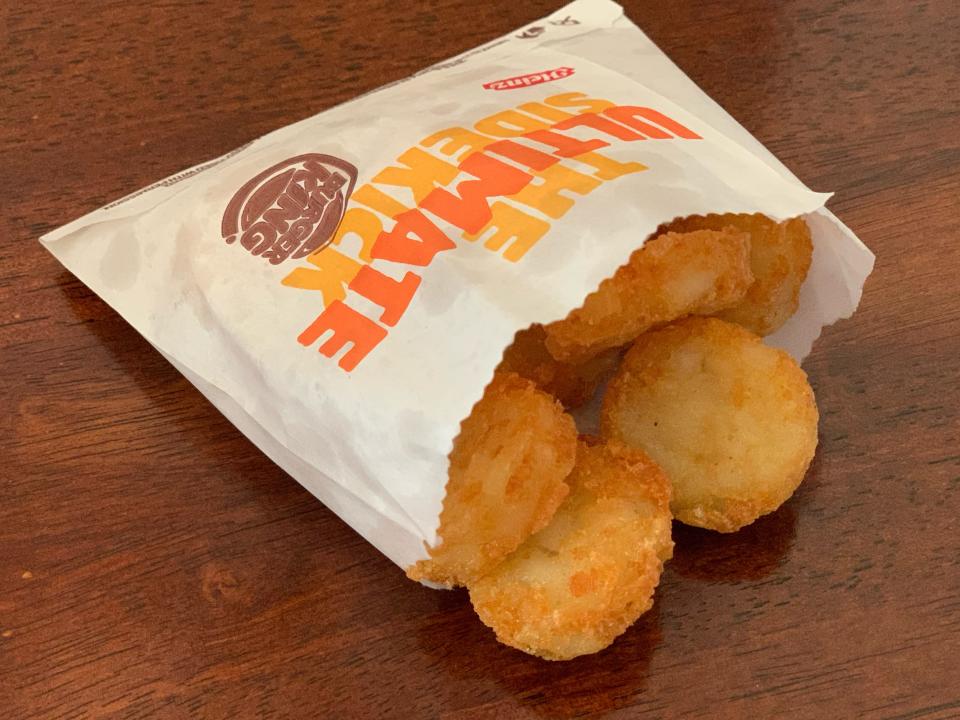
top-left (222, 154), bottom-right (358, 265)
top-left (482, 67), bottom-right (575, 91)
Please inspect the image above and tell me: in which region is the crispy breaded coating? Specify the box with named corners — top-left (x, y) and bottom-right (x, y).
top-left (601, 317), bottom-right (818, 532)
top-left (543, 228), bottom-right (753, 364)
top-left (407, 372), bottom-right (577, 587)
top-left (659, 213), bottom-right (813, 335)
top-left (468, 438), bottom-right (673, 660)
top-left (498, 324), bottom-right (622, 409)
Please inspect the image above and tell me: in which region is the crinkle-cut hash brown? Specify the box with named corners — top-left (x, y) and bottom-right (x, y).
top-left (468, 438), bottom-right (673, 660)
top-left (659, 213), bottom-right (813, 336)
top-left (543, 228), bottom-right (754, 364)
top-left (601, 317), bottom-right (818, 533)
top-left (407, 372), bottom-right (577, 587)
top-left (498, 324), bottom-right (622, 409)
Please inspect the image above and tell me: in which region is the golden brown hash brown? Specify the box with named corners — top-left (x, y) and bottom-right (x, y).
top-left (601, 317), bottom-right (818, 532)
top-left (498, 324), bottom-right (622, 408)
top-left (543, 228), bottom-right (754, 364)
top-left (659, 213), bottom-right (813, 336)
top-left (407, 372), bottom-right (577, 587)
top-left (468, 438), bottom-right (674, 660)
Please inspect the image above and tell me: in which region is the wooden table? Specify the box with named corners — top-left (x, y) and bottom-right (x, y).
top-left (2, 1), bottom-right (958, 717)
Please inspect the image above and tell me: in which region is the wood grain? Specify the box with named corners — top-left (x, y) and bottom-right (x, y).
top-left (2, 1), bottom-right (959, 718)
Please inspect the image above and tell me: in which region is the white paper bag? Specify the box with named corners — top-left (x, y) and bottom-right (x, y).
top-left (40, 0), bottom-right (874, 569)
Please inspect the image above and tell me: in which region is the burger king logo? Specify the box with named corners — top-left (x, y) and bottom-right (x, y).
top-left (222, 154), bottom-right (358, 265)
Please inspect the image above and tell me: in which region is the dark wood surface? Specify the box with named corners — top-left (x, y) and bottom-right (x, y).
top-left (2, 1), bottom-right (958, 717)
